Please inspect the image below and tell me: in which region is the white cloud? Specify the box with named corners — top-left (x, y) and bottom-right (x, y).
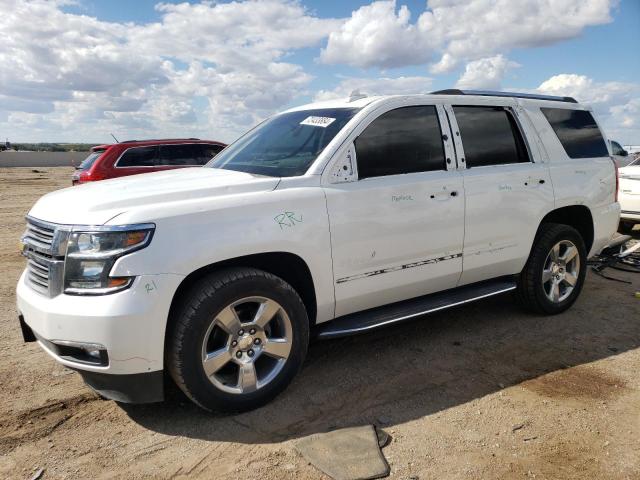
top-left (429, 53), bottom-right (457, 74)
top-left (131, 1), bottom-right (341, 69)
top-left (321, 0), bottom-right (617, 72)
top-left (319, 1), bottom-right (436, 69)
top-left (0, 0), bottom-right (633, 145)
top-left (455, 55), bottom-right (520, 90)
top-left (314, 75), bottom-right (434, 102)
top-left (536, 74), bottom-right (640, 143)
top-left (0, 0), bottom-right (339, 142)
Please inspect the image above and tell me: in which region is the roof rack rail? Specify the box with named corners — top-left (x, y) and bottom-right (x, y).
top-left (430, 89), bottom-right (577, 104)
top-left (121, 138), bottom-right (201, 143)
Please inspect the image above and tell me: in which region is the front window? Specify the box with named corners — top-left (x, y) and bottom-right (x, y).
top-left (355, 106), bottom-right (446, 179)
top-left (209, 108), bottom-right (359, 177)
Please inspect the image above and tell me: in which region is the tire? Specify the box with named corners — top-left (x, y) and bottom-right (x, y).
top-left (517, 223), bottom-right (587, 315)
top-left (167, 267), bottom-right (309, 412)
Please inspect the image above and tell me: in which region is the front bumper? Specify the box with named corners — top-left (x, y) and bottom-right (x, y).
top-left (619, 179), bottom-right (640, 222)
top-left (77, 369), bottom-right (165, 403)
top-left (620, 210), bottom-right (640, 222)
top-left (17, 270), bottom-right (184, 402)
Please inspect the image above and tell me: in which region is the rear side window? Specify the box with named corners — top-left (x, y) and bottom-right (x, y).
top-left (202, 144), bottom-right (224, 160)
top-left (158, 144), bottom-right (207, 166)
top-left (78, 150), bottom-right (105, 170)
top-left (453, 106), bottom-right (529, 168)
top-left (541, 108), bottom-right (608, 159)
top-left (611, 141), bottom-right (626, 156)
top-left (355, 106), bottom-right (446, 179)
top-left (117, 146), bottom-right (158, 167)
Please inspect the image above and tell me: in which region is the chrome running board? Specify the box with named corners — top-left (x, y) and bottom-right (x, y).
top-left (316, 276), bottom-right (517, 339)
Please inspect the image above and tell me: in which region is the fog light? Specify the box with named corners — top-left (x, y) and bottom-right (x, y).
top-left (84, 348), bottom-right (102, 359)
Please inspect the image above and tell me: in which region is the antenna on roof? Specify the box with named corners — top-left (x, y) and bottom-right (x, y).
top-left (110, 133), bottom-right (120, 143)
top-left (348, 89), bottom-right (367, 102)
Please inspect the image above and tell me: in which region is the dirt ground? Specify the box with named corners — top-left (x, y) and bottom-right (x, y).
top-left (0, 167), bottom-right (639, 480)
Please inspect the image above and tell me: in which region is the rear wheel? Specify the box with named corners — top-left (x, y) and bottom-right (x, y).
top-left (167, 268), bottom-right (309, 412)
top-left (517, 223), bottom-right (587, 315)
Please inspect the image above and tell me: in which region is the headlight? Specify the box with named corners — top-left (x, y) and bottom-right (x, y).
top-left (64, 225), bottom-right (154, 295)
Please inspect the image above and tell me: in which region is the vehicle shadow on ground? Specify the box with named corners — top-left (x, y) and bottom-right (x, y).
top-left (122, 271), bottom-right (640, 444)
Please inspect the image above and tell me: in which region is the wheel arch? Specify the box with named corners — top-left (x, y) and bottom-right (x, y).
top-left (166, 252), bottom-right (318, 342)
top-left (537, 205), bottom-right (594, 253)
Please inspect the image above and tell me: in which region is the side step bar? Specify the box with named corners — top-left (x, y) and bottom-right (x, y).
top-left (316, 276), bottom-right (517, 339)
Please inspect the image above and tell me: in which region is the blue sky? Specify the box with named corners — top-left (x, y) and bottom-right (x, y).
top-left (2, 0), bottom-right (639, 143)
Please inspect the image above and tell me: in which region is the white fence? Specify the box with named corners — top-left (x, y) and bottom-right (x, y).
top-left (0, 151), bottom-right (87, 167)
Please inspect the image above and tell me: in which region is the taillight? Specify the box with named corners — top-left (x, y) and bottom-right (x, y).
top-left (78, 170), bottom-right (104, 183)
top-left (613, 158), bottom-right (619, 203)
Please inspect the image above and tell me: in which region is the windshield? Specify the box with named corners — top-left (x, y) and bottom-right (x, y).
top-left (209, 108), bottom-right (359, 177)
top-left (77, 150), bottom-right (105, 170)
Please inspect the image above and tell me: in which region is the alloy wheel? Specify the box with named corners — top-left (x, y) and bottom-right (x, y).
top-left (200, 296), bottom-right (293, 394)
top-left (541, 240), bottom-right (580, 303)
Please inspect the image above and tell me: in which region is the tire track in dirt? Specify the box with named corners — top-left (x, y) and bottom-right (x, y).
top-left (0, 393), bottom-right (99, 455)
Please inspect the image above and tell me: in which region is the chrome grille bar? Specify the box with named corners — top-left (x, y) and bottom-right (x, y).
top-left (22, 217), bottom-right (69, 297)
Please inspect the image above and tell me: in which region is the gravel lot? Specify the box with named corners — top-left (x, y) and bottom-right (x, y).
top-left (0, 167), bottom-right (638, 480)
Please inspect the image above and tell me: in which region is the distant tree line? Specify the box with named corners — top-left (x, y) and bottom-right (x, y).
top-left (7, 143), bottom-right (95, 152)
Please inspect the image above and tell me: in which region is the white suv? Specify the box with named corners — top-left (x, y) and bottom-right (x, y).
top-left (17, 90), bottom-right (620, 411)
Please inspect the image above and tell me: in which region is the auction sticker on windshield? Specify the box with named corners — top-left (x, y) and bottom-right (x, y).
top-left (300, 116), bottom-right (336, 128)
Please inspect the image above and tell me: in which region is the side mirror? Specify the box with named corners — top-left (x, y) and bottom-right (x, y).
top-left (621, 149), bottom-right (629, 157)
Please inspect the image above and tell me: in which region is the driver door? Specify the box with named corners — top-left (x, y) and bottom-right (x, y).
top-left (323, 104), bottom-right (465, 317)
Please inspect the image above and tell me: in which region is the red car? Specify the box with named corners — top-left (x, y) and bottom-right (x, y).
top-left (72, 138), bottom-right (226, 185)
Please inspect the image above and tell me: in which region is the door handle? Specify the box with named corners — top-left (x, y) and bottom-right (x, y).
top-left (430, 190), bottom-right (458, 200)
top-left (525, 178), bottom-right (546, 186)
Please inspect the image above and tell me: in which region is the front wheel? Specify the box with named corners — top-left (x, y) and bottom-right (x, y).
top-left (517, 223), bottom-right (587, 315)
top-left (167, 268), bottom-right (309, 412)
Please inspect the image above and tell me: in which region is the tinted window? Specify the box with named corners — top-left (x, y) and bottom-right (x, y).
top-left (210, 108), bottom-right (359, 177)
top-left (355, 106), bottom-right (445, 179)
top-left (117, 146), bottom-right (158, 167)
top-left (454, 106), bottom-right (529, 167)
top-left (611, 141), bottom-right (626, 156)
top-left (158, 144), bottom-right (205, 166)
top-left (202, 144), bottom-right (224, 161)
top-left (541, 108), bottom-right (608, 159)
top-left (78, 150), bottom-right (105, 170)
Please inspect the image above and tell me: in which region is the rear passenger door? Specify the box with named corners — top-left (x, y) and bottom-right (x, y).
top-left (446, 103), bottom-right (554, 285)
top-left (324, 104), bottom-right (465, 317)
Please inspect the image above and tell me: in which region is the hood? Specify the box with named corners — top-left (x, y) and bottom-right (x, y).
top-left (28, 167), bottom-right (280, 225)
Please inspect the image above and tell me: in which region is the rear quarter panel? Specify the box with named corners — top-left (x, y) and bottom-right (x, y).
top-left (524, 103), bottom-right (619, 256)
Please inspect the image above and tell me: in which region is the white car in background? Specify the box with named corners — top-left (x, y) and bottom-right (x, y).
top-left (619, 156), bottom-right (640, 234)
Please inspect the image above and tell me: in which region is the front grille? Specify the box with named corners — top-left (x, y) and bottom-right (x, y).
top-left (27, 256), bottom-right (50, 294)
top-left (23, 221), bottom-right (55, 251)
top-left (21, 217), bottom-right (69, 298)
